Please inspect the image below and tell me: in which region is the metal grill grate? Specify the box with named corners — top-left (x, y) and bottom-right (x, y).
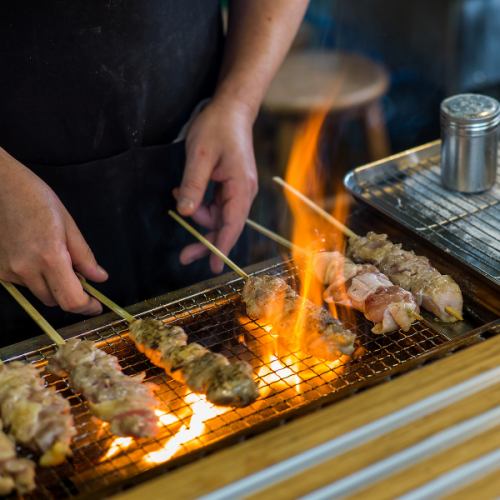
top-left (3, 261), bottom-right (484, 499)
top-left (345, 140), bottom-right (500, 285)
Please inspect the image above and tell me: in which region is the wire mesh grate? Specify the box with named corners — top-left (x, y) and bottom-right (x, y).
top-left (6, 262), bottom-right (463, 498)
top-left (345, 142), bottom-right (500, 285)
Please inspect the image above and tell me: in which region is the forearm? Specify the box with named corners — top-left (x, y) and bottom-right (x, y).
top-left (214, 0), bottom-right (309, 120)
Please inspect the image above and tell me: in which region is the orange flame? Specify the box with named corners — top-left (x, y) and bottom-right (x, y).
top-left (100, 437), bottom-right (133, 461)
top-left (284, 108), bottom-right (355, 331)
top-left (143, 393), bottom-right (228, 464)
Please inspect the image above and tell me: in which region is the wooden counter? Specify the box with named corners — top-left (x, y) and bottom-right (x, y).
top-left (115, 335), bottom-right (500, 500)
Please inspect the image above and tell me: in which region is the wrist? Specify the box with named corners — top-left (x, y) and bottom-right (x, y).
top-left (211, 86), bottom-right (260, 124)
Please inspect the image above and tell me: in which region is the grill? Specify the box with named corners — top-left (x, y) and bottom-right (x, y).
top-left (344, 140), bottom-right (500, 286)
top-left (1, 256), bottom-right (496, 499)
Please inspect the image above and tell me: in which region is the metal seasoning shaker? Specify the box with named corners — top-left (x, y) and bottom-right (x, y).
top-left (440, 93), bottom-right (499, 193)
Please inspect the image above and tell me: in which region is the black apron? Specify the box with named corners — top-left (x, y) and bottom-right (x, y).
top-left (0, 1), bottom-right (248, 345)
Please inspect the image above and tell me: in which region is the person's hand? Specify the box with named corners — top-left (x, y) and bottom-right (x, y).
top-left (175, 98), bottom-right (258, 273)
top-left (0, 148), bottom-right (108, 314)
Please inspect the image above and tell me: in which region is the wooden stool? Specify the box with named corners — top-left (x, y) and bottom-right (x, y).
top-left (263, 50), bottom-right (391, 169)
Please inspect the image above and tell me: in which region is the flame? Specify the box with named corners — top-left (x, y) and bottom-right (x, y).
top-left (252, 323), bottom-right (345, 397)
top-left (257, 354), bottom-right (302, 397)
top-left (156, 408), bottom-right (180, 427)
top-left (100, 409), bottom-right (180, 462)
top-left (100, 437), bottom-right (133, 461)
top-left (143, 393), bottom-right (228, 464)
top-left (283, 107), bottom-right (355, 332)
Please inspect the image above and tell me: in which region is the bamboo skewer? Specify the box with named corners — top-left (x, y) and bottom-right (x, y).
top-left (245, 219), bottom-right (307, 256)
top-left (245, 219), bottom-right (424, 323)
top-left (272, 176), bottom-right (463, 322)
top-left (0, 280), bottom-right (65, 345)
top-left (168, 210), bottom-right (249, 279)
top-left (445, 306), bottom-right (463, 321)
top-left (272, 176), bottom-right (357, 239)
top-left (79, 279), bottom-right (135, 323)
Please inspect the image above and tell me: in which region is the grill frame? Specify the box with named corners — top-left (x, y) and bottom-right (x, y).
top-left (344, 140), bottom-right (500, 287)
top-left (0, 258), bottom-right (497, 500)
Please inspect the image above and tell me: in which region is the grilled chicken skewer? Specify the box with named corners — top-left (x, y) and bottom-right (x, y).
top-left (242, 274), bottom-right (356, 357)
top-left (0, 360), bottom-right (75, 467)
top-left (80, 281), bottom-right (260, 407)
top-left (1, 281), bottom-right (159, 438)
top-left (314, 252), bottom-right (420, 333)
top-left (0, 422), bottom-right (36, 495)
top-left (48, 339), bottom-right (159, 437)
top-left (347, 232), bottom-right (463, 323)
top-left (273, 176), bottom-right (464, 323)
top-left (169, 211), bottom-right (356, 359)
top-left (246, 220), bottom-right (421, 334)
top-left (0, 281), bottom-right (76, 466)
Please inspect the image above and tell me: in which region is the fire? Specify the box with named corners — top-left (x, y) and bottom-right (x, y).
top-left (284, 108), bottom-right (355, 329)
top-left (250, 322), bottom-right (345, 398)
top-left (100, 408), bottom-right (180, 462)
top-left (257, 354), bottom-right (302, 397)
top-left (156, 408), bottom-right (180, 427)
top-left (143, 393), bottom-right (228, 464)
top-left (100, 437), bottom-right (133, 461)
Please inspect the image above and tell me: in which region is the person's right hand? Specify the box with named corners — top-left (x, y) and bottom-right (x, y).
top-left (0, 148), bottom-right (108, 315)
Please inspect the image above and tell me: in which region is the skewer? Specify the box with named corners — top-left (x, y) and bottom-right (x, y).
top-left (79, 278), bottom-right (135, 323)
top-left (0, 280), bottom-right (159, 438)
top-left (170, 210), bottom-right (357, 358)
top-left (0, 280), bottom-right (65, 345)
top-left (80, 254), bottom-right (260, 407)
top-left (245, 219), bottom-right (424, 324)
top-left (272, 176), bottom-right (357, 239)
top-left (273, 176), bottom-right (463, 323)
top-left (445, 306), bottom-right (463, 321)
top-left (245, 219), bottom-right (307, 256)
top-left (168, 210), bottom-right (249, 279)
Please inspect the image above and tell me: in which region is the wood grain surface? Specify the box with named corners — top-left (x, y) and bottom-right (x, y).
top-left (114, 335), bottom-right (500, 500)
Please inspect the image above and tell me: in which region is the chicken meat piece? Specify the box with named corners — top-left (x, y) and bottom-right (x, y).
top-left (348, 232), bottom-right (463, 322)
top-left (129, 319), bottom-right (259, 407)
top-left (0, 422), bottom-right (36, 495)
top-left (314, 251), bottom-right (420, 334)
top-left (242, 275), bottom-right (356, 359)
top-left (48, 339), bottom-right (159, 438)
top-left (0, 361), bottom-right (75, 466)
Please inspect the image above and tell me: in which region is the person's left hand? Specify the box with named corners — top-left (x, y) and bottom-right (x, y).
top-left (174, 98), bottom-right (258, 273)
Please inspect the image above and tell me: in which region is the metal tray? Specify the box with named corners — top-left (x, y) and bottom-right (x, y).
top-left (344, 140), bottom-right (500, 287)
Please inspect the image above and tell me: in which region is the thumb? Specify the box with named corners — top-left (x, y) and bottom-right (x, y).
top-left (65, 215), bottom-right (108, 282)
top-left (177, 145), bottom-right (215, 216)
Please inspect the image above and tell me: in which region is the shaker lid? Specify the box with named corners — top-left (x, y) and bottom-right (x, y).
top-left (441, 93), bottom-right (500, 124)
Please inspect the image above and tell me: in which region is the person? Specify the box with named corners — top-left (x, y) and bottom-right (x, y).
top-left (0, 1), bottom-right (308, 344)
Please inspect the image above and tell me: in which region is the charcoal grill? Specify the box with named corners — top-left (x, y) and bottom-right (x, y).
top-left (0, 246), bottom-right (497, 499)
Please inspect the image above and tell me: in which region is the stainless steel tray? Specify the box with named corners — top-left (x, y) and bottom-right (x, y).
top-left (344, 140), bottom-right (500, 287)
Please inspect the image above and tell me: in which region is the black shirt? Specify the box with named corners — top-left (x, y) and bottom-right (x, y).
top-left (0, 1), bottom-right (228, 345)
top-left (0, 0), bottom-right (223, 164)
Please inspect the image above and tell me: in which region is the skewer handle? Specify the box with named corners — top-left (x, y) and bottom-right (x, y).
top-left (272, 176), bottom-right (358, 239)
top-left (246, 219), bottom-right (308, 256)
top-left (168, 210), bottom-right (249, 279)
top-left (79, 279), bottom-right (135, 324)
top-left (0, 280), bottom-right (65, 346)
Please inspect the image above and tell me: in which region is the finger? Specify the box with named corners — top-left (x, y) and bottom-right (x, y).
top-left (4, 264), bottom-right (57, 307)
top-left (211, 195), bottom-right (251, 274)
top-left (190, 204), bottom-right (220, 230)
top-left (64, 214), bottom-right (108, 283)
top-left (43, 251), bottom-right (103, 315)
top-left (22, 274), bottom-right (57, 307)
top-left (179, 232), bottom-right (216, 265)
top-left (177, 144), bottom-right (216, 216)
